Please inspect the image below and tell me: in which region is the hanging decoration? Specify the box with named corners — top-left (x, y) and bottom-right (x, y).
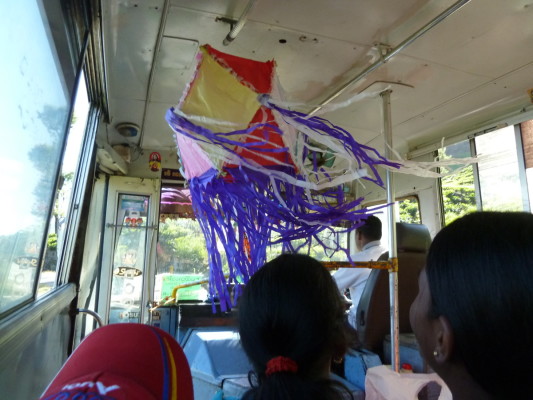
top-left (166, 45), bottom-right (400, 311)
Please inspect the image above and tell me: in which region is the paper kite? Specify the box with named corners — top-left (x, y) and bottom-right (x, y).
top-left (166, 45), bottom-right (399, 310)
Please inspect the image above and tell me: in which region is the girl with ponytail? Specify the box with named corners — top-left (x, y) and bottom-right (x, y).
top-left (239, 253), bottom-right (358, 400)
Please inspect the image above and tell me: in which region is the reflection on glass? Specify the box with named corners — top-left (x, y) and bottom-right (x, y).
top-left (267, 226), bottom-right (349, 262)
top-left (476, 127), bottom-right (523, 211)
top-left (398, 197), bottom-right (421, 224)
top-left (109, 194), bottom-right (150, 324)
top-left (0, 1), bottom-right (73, 313)
top-left (38, 74), bottom-right (90, 297)
top-left (156, 217), bottom-right (210, 302)
top-left (156, 185), bottom-right (213, 302)
top-left (0, 240), bottom-right (39, 312)
top-left (439, 140), bottom-right (476, 225)
top-left (364, 200), bottom-right (420, 252)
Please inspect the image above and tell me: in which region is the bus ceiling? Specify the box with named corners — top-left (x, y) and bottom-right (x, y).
top-left (93, 0), bottom-right (533, 159)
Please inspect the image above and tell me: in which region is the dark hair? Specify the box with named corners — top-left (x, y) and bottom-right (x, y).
top-left (356, 215), bottom-right (382, 241)
top-left (238, 253), bottom-right (357, 400)
top-left (426, 212), bottom-right (533, 399)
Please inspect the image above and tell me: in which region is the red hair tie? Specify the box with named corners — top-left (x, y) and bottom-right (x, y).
top-left (265, 356), bottom-right (298, 376)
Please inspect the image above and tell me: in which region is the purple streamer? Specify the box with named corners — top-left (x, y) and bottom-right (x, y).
top-left (165, 100), bottom-right (401, 311)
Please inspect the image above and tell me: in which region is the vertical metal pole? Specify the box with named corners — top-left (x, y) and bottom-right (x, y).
top-left (381, 90), bottom-right (400, 372)
top-left (514, 124), bottom-right (530, 212)
top-left (470, 138), bottom-right (483, 211)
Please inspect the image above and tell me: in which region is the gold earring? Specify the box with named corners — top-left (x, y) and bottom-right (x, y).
top-left (333, 356), bottom-right (343, 364)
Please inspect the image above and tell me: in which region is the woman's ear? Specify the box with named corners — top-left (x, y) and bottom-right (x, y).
top-left (433, 315), bottom-right (454, 364)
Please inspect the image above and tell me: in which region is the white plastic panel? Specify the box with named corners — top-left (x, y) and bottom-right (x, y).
top-left (142, 101), bottom-right (180, 148)
top-left (103, 0), bottom-right (164, 101)
top-left (150, 37), bottom-right (199, 104)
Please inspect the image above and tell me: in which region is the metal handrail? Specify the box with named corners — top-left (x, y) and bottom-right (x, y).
top-left (77, 308), bottom-right (104, 327)
top-left (308, 0), bottom-right (471, 116)
top-left (322, 260), bottom-right (395, 271)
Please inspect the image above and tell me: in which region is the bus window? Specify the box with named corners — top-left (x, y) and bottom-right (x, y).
top-left (475, 126), bottom-right (526, 211)
top-left (156, 186), bottom-right (210, 302)
top-left (439, 141), bottom-right (477, 225)
top-left (0, 0), bottom-right (78, 315)
top-left (439, 123), bottom-right (531, 226)
top-left (156, 183), bottom-right (350, 297)
top-left (398, 196), bottom-right (421, 224)
top-left (365, 197), bottom-right (422, 252)
top-left (38, 74), bottom-right (90, 297)
top-left (267, 226), bottom-right (349, 262)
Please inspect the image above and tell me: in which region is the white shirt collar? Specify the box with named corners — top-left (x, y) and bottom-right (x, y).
top-left (362, 240), bottom-right (381, 251)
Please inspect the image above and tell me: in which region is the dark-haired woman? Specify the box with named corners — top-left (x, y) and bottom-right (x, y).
top-left (239, 253), bottom-right (358, 400)
top-left (410, 212), bottom-right (533, 399)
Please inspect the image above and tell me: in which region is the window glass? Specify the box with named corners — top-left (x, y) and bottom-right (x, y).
top-left (156, 217), bottom-right (210, 302)
top-left (475, 126), bottom-right (523, 211)
top-left (38, 74), bottom-right (90, 297)
top-left (267, 226), bottom-right (349, 262)
top-left (439, 141), bottom-right (476, 225)
top-left (0, 1), bottom-right (75, 314)
top-left (155, 185), bottom-right (350, 302)
top-left (109, 194), bottom-right (150, 324)
top-left (438, 126), bottom-right (525, 227)
top-left (398, 196), bottom-right (421, 224)
top-left (156, 186), bottom-right (210, 302)
top-left (364, 198), bottom-right (421, 253)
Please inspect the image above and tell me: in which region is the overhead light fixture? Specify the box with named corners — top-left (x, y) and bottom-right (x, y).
top-left (115, 122), bottom-right (139, 137)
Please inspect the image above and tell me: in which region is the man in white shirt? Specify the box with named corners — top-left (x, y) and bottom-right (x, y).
top-left (332, 215), bottom-right (387, 327)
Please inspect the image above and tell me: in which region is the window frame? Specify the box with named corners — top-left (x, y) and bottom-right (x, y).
top-left (0, 0), bottom-right (91, 319)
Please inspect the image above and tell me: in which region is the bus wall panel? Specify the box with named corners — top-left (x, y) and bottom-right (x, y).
top-left (0, 285), bottom-right (76, 400)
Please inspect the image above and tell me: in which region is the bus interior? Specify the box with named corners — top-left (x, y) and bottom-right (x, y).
top-left (1, 0), bottom-right (533, 398)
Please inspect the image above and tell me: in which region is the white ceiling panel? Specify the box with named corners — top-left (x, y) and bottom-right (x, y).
top-left (103, 0), bottom-right (164, 101)
top-left (164, 6), bottom-right (375, 101)
top-left (321, 53), bottom-right (488, 133)
top-left (150, 37), bottom-right (199, 103)
top-left (164, 6), bottom-right (236, 45)
top-left (401, 62), bottom-right (533, 150)
top-left (225, 25), bottom-right (373, 102)
top-left (234, 0), bottom-right (447, 45)
top-left (401, 1), bottom-right (533, 77)
top-left (141, 101), bottom-right (179, 148)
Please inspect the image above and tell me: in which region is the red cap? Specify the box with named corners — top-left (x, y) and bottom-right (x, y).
top-left (39, 323), bottom-right (193, 400)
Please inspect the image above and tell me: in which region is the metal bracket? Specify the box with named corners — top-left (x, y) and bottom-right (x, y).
top-left (215, 16), bottom-right (237, 30)
top-left (374, 42), bottom-right (393, 61)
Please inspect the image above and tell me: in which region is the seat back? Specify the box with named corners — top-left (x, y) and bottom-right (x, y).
top-left (355, 222), bottom-right (431, 355)
top-left (39, 323), bottom-right (194, 400)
